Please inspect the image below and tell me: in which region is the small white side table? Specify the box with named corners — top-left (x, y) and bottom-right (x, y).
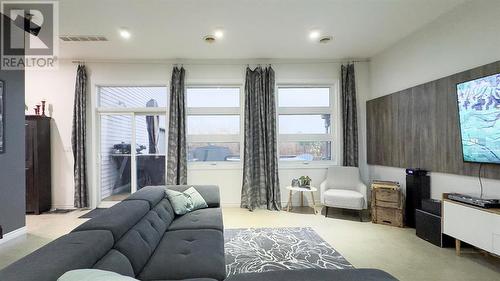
top-left (285, 186), bottom-right (318, 214)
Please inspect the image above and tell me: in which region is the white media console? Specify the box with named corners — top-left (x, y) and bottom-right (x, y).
top-left (443, 194), bottom-right (500, 256)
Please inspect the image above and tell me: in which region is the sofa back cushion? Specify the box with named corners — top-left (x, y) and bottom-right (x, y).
top-left (93, 250), bottom-right (135, 277)
top-left (153, 198), bottom-right (176, 224)
top-left (0, 230), bottom-right (114, 281)
top-left (115, 207), bottom-right (170, 275)
top-left (125, 186), bottom-right (167, 209)
top-left (72, 200), bottom-right (150, 241)
top-left (75, 189), bottom-right (176, 277)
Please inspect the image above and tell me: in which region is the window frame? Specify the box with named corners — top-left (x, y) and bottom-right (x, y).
top-left (186, 84), bottom-right (244, 169)
top-left (276, 84), bottom-right (341, 167)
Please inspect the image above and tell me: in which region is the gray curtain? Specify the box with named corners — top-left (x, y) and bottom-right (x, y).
top-left (167, 67), bottom-right (187, 185)
top-left (241, 66), bottom-right (281, 211)
top-left (341, 63), bottom-right (359, 167)
top-left (72, 64), bottom-right (88, 208)
top-left (146, 99), bottom-right (159, 154)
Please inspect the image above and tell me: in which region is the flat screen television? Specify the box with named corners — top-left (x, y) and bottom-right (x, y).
top-left (456, 73), bottom-right (500, 164)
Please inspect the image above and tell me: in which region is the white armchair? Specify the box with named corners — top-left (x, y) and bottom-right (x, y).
top-left (320, 166), bottom-right (367, 221)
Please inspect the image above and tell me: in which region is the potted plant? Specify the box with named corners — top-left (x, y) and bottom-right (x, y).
top-left (299, 176), bottom-right (311, 188)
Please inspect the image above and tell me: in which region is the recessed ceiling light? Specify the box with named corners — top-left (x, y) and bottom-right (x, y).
top-left (309, 30), bottom-right (320, 39)
top-left (119, 28), bottom-right (131, 39)
top-left (318, 35), bottom-right (333, 44)
top-left (214, 29), bottom-right (224, 39)
top-left (203, 35), bottom-right (216, 44)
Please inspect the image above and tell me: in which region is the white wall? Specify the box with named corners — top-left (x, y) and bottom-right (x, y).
top-left (369, 0), bottom-right (500, 199)
top-left (25, 60), bottom-right (370, 208)
top-left (26, 64), bottom-right (77, 209)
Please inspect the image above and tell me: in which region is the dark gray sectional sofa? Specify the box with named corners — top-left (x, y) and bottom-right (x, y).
top-left (0, 185), bottom-right (398, 281)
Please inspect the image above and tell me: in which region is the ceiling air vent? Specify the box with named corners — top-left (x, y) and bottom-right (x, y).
top-left (59, 35), bottom-right (108, 42)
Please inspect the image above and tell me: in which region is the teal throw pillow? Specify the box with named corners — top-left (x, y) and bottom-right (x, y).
top-left (184, 186), bottom-right (208, 211)
top-left (165, 187), bottom-right (208, 215)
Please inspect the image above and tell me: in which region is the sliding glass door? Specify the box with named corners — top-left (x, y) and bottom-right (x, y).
top-left (100, 114), bottom-right (133, 201)
top-left (97, 86), bottom-right (168, 203)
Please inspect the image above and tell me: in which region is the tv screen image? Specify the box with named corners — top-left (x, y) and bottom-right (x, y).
top-left (456, 73), bottom-right (500, 164)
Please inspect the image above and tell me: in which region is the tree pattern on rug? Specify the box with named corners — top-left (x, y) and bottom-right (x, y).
top-left (224, 227), bottom-right (353, 275)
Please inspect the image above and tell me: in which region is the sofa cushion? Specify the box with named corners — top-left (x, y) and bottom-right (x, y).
top-left (224, 268), bottom-right (398, 281)
top-left (115, 210), bottom-right (169, 275)
top-left (0, 230), bottom-right (114, 281)
top-left (73, 200), bottom-right (150, 241)
top-left (166, 185), bottom-right (220, 208)
top-left (93, 249), bottom-right (134, 277)
top-left (323, 189), bottom-right (365, 210)
top-left (169, 208), bottom-right (223, 232)
top-left (139, 229), bottom-right (226, 281)
top-left (125, 186), bottom-right (166, 209)
top-left (153, 198), bottom-right (176, 226)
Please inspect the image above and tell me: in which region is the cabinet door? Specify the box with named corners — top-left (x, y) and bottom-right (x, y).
top-left (443, 201), bottom-right (496, 253)
top-left (25, 121), bottom-right (36, 213)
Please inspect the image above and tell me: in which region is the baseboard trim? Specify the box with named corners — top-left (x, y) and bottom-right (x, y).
top-left (221, 203), bottom-right (242, 208)
top-left (98, 201), bottom-right (119, 208)
top-left (0, 226), bottom-right (27, 245)
top-left (51, 204), bottom-right (75, 210)
top-left (221, 202), bottom-right (325, 209)
top-left (82, 201), bottom-right (323, 209)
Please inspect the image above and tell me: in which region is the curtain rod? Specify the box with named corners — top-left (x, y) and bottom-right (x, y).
top-left (68, 58), bottom-right (368, 65)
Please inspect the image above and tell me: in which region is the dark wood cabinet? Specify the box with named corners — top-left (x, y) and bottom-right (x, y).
top-left (25, 116), bottom-right (51, 214)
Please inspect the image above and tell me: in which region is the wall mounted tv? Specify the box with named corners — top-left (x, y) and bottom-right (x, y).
top-left (457, 73), bottom-right (500, 164)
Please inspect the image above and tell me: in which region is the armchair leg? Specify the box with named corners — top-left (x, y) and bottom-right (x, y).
top-left (359, 210), bottom-right (363, 222)
top-left (325, 206), bottom-right (329, 218)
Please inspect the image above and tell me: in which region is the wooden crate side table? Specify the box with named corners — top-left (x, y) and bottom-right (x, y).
top-left (371, 182), bottom-right (404, 227)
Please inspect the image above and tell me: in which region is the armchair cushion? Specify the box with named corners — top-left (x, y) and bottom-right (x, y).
top-left (320, 166), bottom-right (368, 210)
top-left (325, 166), bottom-right (363, 191)
top-left (323, 189), bottom-right (364, 210)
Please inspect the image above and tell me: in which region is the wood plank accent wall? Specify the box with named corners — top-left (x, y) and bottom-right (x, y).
top-left (367, 61), bottom-right (500, 180)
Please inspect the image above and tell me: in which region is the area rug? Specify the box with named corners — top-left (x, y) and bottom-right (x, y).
top-left (224, 227), bottom-right (353, 276)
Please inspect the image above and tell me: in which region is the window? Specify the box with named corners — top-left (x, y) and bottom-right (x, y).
top-left (187, 88), bottom-right (240, 107)
top-left (279, 115), bottom-right (331, 134)
top-left (187, 116), bottom-right (240, 135)
top-left (186, 87), bottom-right (242, 162)
top-left (99, 86), bottom-right (167, 108)
top-left (277, 87), bottom-right (336, 162)
top-left (278, 87), bottom-right (330, 107)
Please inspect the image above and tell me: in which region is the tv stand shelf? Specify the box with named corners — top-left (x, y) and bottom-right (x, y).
top-left (442, 193), bottom-right (500, 256)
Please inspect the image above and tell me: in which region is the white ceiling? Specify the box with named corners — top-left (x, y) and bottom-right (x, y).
top-left (57, 0), bottom-right (467, 60)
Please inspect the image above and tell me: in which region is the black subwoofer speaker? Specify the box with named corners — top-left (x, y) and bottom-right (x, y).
top-left (415, 208), bottom-right (454, 247)
top-left (405, 174), bottom-right (430, 227)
